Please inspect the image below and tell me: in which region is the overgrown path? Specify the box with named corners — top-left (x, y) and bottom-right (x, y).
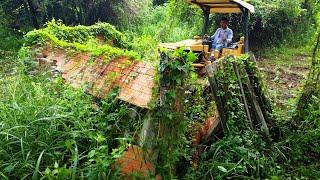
top-left (255, 46), bottom-right (311, 120)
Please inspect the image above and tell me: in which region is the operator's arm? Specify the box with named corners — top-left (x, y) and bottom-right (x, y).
top-left (212, 28), bottom-right (220, 41)
top-left (226, 29), bottom-right (233, 43)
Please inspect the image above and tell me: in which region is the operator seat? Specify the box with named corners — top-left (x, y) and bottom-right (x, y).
top-left (221, 37), bottom-right (245, 57)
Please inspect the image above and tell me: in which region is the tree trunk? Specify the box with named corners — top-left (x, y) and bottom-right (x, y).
top-left (25, 0), bottom-right (40, 29)
top-left (311, 32), bottom-right (320, 78)
top-left (295, 32), bottom-right (320, 118)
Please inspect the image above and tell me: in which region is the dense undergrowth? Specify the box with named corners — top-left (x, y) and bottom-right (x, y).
top-left (1, 42), bottom-right (319, 179)
top-left (24, 20), bottom-right (141, 61)
top-left (184, 55), bottom-right (320, 179)
top-left (0, 49), bottom-right (148, 179)
top-left (182, 56), bottom-right (274, 179)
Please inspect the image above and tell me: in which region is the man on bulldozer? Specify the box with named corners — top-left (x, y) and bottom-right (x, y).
top-left (212, 17), bottom-right (234, 51)
top-left (210, 17), bottom-right (234, 61)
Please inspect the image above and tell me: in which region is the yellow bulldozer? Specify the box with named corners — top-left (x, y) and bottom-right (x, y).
top-left (117, 0), bottom-right (258, 178)
top-left (160, 0), bottom-right (254, 69)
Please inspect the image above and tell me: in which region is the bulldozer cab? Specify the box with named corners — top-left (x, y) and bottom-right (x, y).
top-left (159, 0), bottom-right (255, 68)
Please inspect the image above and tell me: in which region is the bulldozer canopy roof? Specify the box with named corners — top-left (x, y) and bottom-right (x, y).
top-left (187, 0), bottom-right (255, 14)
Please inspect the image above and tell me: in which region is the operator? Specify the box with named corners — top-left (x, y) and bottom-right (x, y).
top-left (211, 17), bottom-right (233, 51)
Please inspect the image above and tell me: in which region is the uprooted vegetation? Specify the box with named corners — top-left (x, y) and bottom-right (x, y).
top-left (24, 20), bottom-right (140, 60)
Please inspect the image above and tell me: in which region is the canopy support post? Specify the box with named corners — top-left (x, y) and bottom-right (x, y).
top-left (242, 9), bottom-right (249, 53)
top-left (202, 8), bottom-right (210, 35)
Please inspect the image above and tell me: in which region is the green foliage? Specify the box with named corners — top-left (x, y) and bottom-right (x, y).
top-left (24, 20), bottom-right (141, 60)
top-left (0, 0), bottom-right (151, 30)
top-left (182, 56), bottom-right (273, 179)
top-left (153, 0), bottom-right (167, 6)
top-left (286, 13), bottom-right (320, 177)
top-left (295, 6), bottom-right (320, 131)
top-left (130, 35), bottom-right (159, 62)
top-left (126, 0), bottom-right (203, 61)
top-left (152, 48), bottom-right (197, 178)
top-left (0, 0), bottom-right (319, 179)
top-left (248, 0), bottom-right (312, 46)
top-left (1, 0), bottom-right (317, 49)
top-left (0, 50), bottom-right (19, 75)
top-left (271, 92), bottom-right (320, 178)
top-left (183, 51), bottom-right (319, 179)
top-left (25, 20), bottom-right (127, 47)
top-left (0, 27), bottom-right (23, 51)
top-left (132, 1), bottom-right (202, 42)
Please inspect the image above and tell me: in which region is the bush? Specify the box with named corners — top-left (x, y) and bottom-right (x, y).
top-left (25, 20), bottom-right (128, 48)
top-left (248, 0), bottom-right (312, 47)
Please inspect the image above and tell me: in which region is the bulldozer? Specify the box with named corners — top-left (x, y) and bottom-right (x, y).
top-left (156, 0), bottom-right (256, 146)
top-left (117, 0), bottom-right (259, 178)
top-left (28, 1), bottom-right (265, 178)
top-left (160, 0), bottom-right (254, 69)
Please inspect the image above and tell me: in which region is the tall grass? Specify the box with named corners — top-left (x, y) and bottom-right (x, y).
top-left (0, 49), bottom-right (144, 179)
top-left (126, 2), bottom-right (203, 62)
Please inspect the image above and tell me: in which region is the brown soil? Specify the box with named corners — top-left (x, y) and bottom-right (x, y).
top-left (256, 53), bottom-right (310, 106)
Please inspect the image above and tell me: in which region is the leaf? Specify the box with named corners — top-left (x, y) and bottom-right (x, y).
top-left (32, 150), bottom-right (45, 180)
top-left (96, 134), bottom-right (106, 143)
top-left (88, 150), bottom-right (96, 158)
top-left (217, 166), bottom-right (228, 173)
top-left (52, 169), bottom-right (59, 175)
top-left (54, 162), bottom-right (59, 169)
top-left (44, 167), bottom-right (51, 175)
top-left (4, 164), bottom-right (14, 173)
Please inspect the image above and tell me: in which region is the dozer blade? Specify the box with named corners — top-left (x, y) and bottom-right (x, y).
top-left (115, 114), bottom-right (160, 179)
top-left (193, 113), bottom-right (221, 165)
top-left (116, 145), bottom-right (156, 178)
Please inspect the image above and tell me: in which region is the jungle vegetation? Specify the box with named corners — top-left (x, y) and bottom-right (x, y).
top-left (0, 0), bottom-right (319, 179)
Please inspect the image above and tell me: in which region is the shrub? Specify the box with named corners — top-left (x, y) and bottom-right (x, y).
top-left (24, 20), bottom-right (141, 60)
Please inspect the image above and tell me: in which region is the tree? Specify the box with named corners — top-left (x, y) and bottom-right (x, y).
top-left (25, 0), bottom-right (40, 28)
top-left (295, 3), bottom-right (320, 122)
top-left (0, 0), bottom-right (151, 30)
top-left (153, 0), bottom-right (167, 6)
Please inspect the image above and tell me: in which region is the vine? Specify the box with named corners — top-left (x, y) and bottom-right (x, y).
top-left (151, 47), bottom-right (197, 178)
top-left (185, 55), bottom-right (275, 179)
top-left (24, 20), bottom-right (140, 61)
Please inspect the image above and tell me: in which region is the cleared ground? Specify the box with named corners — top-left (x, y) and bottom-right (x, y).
top-left (255, 46), bottom-right (311, 120)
